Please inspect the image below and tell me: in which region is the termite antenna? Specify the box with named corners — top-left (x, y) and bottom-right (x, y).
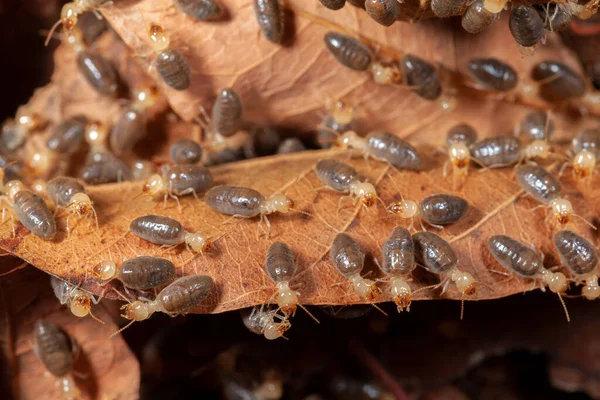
top-left (87, 308), bottom-right (105, 325)
top-left (44, 19), bottom-right (63, 47)
top-left (0, 261), bottom-right (28, 277)
top-left (572, 213), bottom-right (598, 230)
top-left (289, 207), bottom-right (312, 217)
top-left (557, 293), bottom-right (571, 322)
top-left (370, 302), bottom-right (388, 316)
top-left (460, 298), bottom-right (465, 321)
top-left (110, 319), bottom-right (135, 339)
top-left (297, 303), bottom-right (320, 324)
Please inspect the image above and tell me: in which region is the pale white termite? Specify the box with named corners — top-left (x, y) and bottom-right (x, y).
top-left (129, 214), bottom-right (212, 253)
top-left (50, 276), bottom-right (104, 323)
top-left (314, 159), bottom-right (378, 210)
top-left (46, 176), bottom-right (98, 234)
top-left (241, 306), bottom-right (292, 340)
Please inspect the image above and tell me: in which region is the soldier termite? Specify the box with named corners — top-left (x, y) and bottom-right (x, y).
top-left (516, 111), bottom-right (554, 142)
top-left (93, 256), bottom-right (176, 290)
top-left (170, 139), bottom-right (203, 164)
top-left (412, 231), bottom-right (476, 319)
top-left (115, 275), bottom-right (214, 334)
top-left (44, 0), bottom-right (111, 46)
top-left (204, 185), bottom-right (307, 237)
top-left (388, 193), bottom-right (468, 231)
top-left (129, 214), bottom-right (212, 253)
top-left (330, 233), bottom-right (383, 303)
top-left (431, 0), bottom-right (469, 18)
top-left (141, 164), bottom-right (214, 208)
top-left (253, 0), bottom-right (284, 43)
top-left (64, 27), bottom-right (118, 96)
top-left (241, 306), bottom-right (292, 340)
top-left (110, 86), bottom-right (159, 156)
top-left (375, 227), bottom-right (415, 312)
top-left (50, 276), bottom-right (104, 323)
top-left (487, 234), bottom-right (570, 320)
top-left (365, 0), bottom-right (399, 26)
top-left (277, 138), bottom-right (306, 154)
top-left (516, 164), bottom-right (595, 229)
top-left (33, 320), bottom-right (81, 400)
top-left (0, 107), bottom-right (43, 152)
top-left (319, 0), bottom-right (346, 10)
top-left (314, 159), bottom-right (378, 210)
top-left (4, 180), bottom-right (56, 239)
top-left (173, 0), bottom-right (223, 20)
top-left (317, 99), bottom-right (357, 149)
top-left (509, 4), bottom-right (545, 54)
top-left (46, 115), bottom-right (87, 155)
top-left (531, 61), bottom-right (586, 103)
top-left (462, 0), bottom-right (498, 34)
top-left (553, 230), bottom-right (599, 300)
top-left (46, 176), bottom-right (98, 234)
top-left (146, 22), bottom-right (191, 91)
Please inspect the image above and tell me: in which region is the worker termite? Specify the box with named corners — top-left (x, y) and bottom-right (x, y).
top-left (93, 256), bottom-right (176, 290)
top-left (76, 10), bottom-right (107, 45)
top-left (330, 233), bottom-right (382, 302)
top-left (314, 159), bottom-right (378, 210)
top-left (130, 214), bottom-right (211, 253)
top-left (317, 99), bottom-right (357, 149)
top-left (447, 123), bottom-right (477, 147)
top-left (462, 0), bottom-right (498, 34)
top-left (253, 0), bottom-right (284, 43)
top-left (553, 230), bottom-right (599, 300)
top-left (400, 54), bottom-right (442, 101)
top-left (516, 111), bottom-right (554, 142)
top-left (50, 276), bottom-right (104, 323)
top-left (146, 22), bottom-right (191, 91)
top-left (33, 320), bottom-right (81, 400)
top-left (431, 0), bottom-right (469, 18)
top-left (412, 231), bottom-right (476, 318)
top-left (204, 185), bottom-right (306, 237)
top-left (241, 306), bottom-right (292, 340)
top-left (277, 138), bottom-right (306, 154)
top-left (487, 235), bottom-right (570, 320)
top-left (516, 164), bottom-right (595, 229)
top-left (365, 0), bottom-right (399, 26)
top-left (110, 86), bottom-right (159, 156)
top-left (64, 27), bottom-right (118, 96)
top-left (173, 0), bottom-right (223, 20)
top-left (196, 88), bottom-right (244, 154)
top-left (319, 0), bottom-right (346, 10)
top-left (469, 136), bottom-right (522, 168)
top-left (531, 61), bottom-right (586, 103)
top-left (0, 107), bottom-right (43, 152)
top-left (80, 153), bottom-right (132, 184)
top-left (170, 139), bottom-right (203, 164)
top-left (562, 128), bottom-right (600, 183)
top-left (509, 5), bottom-right (545, 54)
top-left (375, 227), bottom-right (415, 312)
top-left (141, 164), bottom-right (214, 207)
top-left (440, 123), bottom-right (478, 189)
top-left (46, 115), bottom-right (87, 155)
top-left (573, 127), bottom-right (600, 157)
top-left (44, 0), bottom-right (111, 45)
top-left (466, 58), bottom-right (518, 93)
top-left (388, 193), bottom-right (468, 231)
top-left (46, 176), bottom-right (98, 234)
top-left (5, 180), bottom-right (56, 239)
top-left (116, 275), bottom-right (214, 332)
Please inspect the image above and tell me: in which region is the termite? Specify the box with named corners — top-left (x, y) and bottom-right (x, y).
top-left (516, 164), bottom-right (595, 229)
top-left (64, 27), bottom-right (118, 96)
top-left (412, 231), bottom-right (476, 318)
top-left (330, 233), bottom-right (382, 301)
top-left (516, 111), bottom-right (554, 142)
top-left (462, 0), bottom-right (498, 34)
top-left (141, 164), bottom-right (214, 207)
top-left (277, 138), bottom-right (306, 154)
top-left (44, 0), bottom-right (111, 46)
top-left (447, 123), bottom-right (477, 146)
top-left (130, 214), bottom-right (211, 253)
top-left (365, 0), bottom-right (399, 26)
top-left (531, 61), bottom-right (586, 103)
top-left (253, 0), bottom-right (284, 43)
top-left (80, 153), bottom-right (131, 184)
top-left (131, 160), bottom-right (156, 181)
top-left (77, 10), bottom-right (107, 45)
top-left (431, 0), bottom-right (469, 18)
top-left (46, 115), bottom-right (87, 155)
top-left (204, 185), bottom-right (305, 237)
top-left (470, 135), bottom-right (560, 168)
top-left (243, 125), bottom-right (281, 158)
top-left (317, 98), bottom-right (357, 149)
top-left (173, 0), bottom-right (223, 20)
top-left (536, 3), bottom-right (572, 32)
top-left (93, 256), bottom-right (175, 290)
top-left (466, 58), bottom-right (518, 93)
top-left (441, 123), bottom-right (478, 189)
top-left (388, 193), bottom-right (468, 231)
top-left (170, 139), bottom-right (203, 164)
top-left (400, 54), bottom-right (442, 101)
top-left (196, 88), bottom-right (245, 154)
top-left (509, 4), bottom-right (545, 54)
top-left (50, 276), bottom-right (104, 323)
top-left (5, 180), bottom-right (56, 239)
top-left (563, 128), bottom-right (600, 182)
top-left (110, 86), bottom-right (159, 155)
top-left (488, 235), bottom-right (570, 320)
top-left (46, 176), bottom-right (98, 234)
top-left (33, 319), bottom-right (81, 400)
top-left (314, 159), bottom-right (378, 210)
top-left (146, 22), bottom-right (191, 90)
top-left (375, 227), bottom-right (415, 312)
top-left (553, 230), bottom-right (599, 300)
top-left (241, 306), bottom-right (292, 340)
top-left (319, 0), bottom-right (346, 10)
top-left (0, 107), bottom-right (43, 152)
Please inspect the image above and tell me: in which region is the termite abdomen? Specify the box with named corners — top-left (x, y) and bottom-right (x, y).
top-left (470, 136), bottom-right (522, 167)
top-left (46, 115), bottom-right (87, 154)
top-left (467, 58), bottom-right (518, 92)
top-left (461, 0), bottom-right (497, 34)
top-left (13, 190), bottom-right (56, 239)
top-left (446, 123), bottom-right (477, 147)
top-left (315, 159), bottom-right (359, 191)
top-left (77, 50), bottom-right (118, 96)
top-left (33, 319), bottom-right (73, 377)
top-left (212, 88), bottom-right (243, 137)
top-left (330, 233), bottom-right (364, 277)
top-left (319, 0), bottom-right (346, 10)
top-left (515, 164), bottom-right (561, 203)
top-left (265, 241), bottom-right (296, 283)
top-left (119, 256), bottom-right (176, 290)
top-left (254, 0), bottom-right (284, 43)
top-left (553, 230), bottom-right (598, 276)
top-left (366, 131), bottom-right (421, 170)
top-left (159, 274), bottom-right (214, 313)
top-left (155, 49), bottom-right (191, 91)
top-left (573, 128), bottom-right (600, 157)
top-left (170, 139), bottom-right (203, 164)
top-left (487, 235), bottom-right (541, 277)
top-left (205, 185), bottom-right (265, 216)
top-left (431, 0), bottom-right (468, 18)
top-left (110, 106), bottom-right (147, 155)
top-left (77, 11), bottom-right (107, 45)
top-left (130, 215), bottom-right (184, 245)
top-left (519, 111), bottom-right (554, 142)
top-left (277, 138), bottom-right (306, 154)
top-left (400, 54), bottom-right (442, 101)
top-left (509, 5), bottom-right (544, 48)
top-left (531, 61), bottom-right (586, 102)
top-left (81, 154), bottom-right (131, 184)
top-left (365, 0), bottom-right (399, 26)
top-left (420, 194), bottom-right (468, 225)
top-left (412, 231), bottom-right (457, 275)
top-left (174, 0), bottom-right (223, 20)
top-left (323, 31), bottom-right (373, 71)
top-left (164, 164), bottom-right (214, 194)
top-left (46, 176), bottom-right (86, 207)
top-left (381, 227), bottom-right (414, 275)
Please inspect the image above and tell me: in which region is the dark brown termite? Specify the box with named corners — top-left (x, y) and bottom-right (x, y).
top-left (241, 306), bottom-right (292, 340)
top-left (65, 27), bottom-right (118, 96)
top-left (319, 0), bottom-right (346, 10)
top-left (314, 159), bottom-right (378, 209)
top-left (375, 227), bottom-right (415, 312)
top-left (509, 5), bottom-right (545, 49)
top-left (129, 214), bottom-right (211, 252)
top-left (254, 0), bottom-right (284, 43)
top-left (173, 0), bottom-right (223, 20)
top-left (50, 276), bottom-right (103, 322)
top-left (277, 138), bottom-right (306, 154)
top-left (517, 111), bottom-right (554, 142)
top-left (142, 164), bottom-right (214, 207)
top-left (147, 23), bottom-right (191, 90)
top-left (388, 193), bottom-right (468, 230)
top-left (330, 233), bottom-right (382, 301)
top-left (110, 87), bottom-right (159, 155)
top-left (0, 107), bottom-right (43, 152)
top-left (462, 0), bottom-right (498, 34)
top-left (365, 0), bottom-right (399, 26)
top-left (431, 0), bottom-right (468, 18)
top-left (47, 176), bottom-right (98, 233)
top-left (33, 319), bottom-right (80, 399)
top-left (93, 256), bottom-right (176, 290)
top-left (6, 181), bottom-right (56, 239)
top-left (170, 139), bottom-right (203, 164)
top-left (467, 58), bottom-right (518, 92)
top-left (46, 115), bottom-right (87, 155)
top-left (553, 230), bottom-right (599, 300)
top-left (487, 235), bottom-right (570, 320)
top-left (531, 61), bottom-right (586, 102)
top-left (400, 54), bottom-right (442, 101)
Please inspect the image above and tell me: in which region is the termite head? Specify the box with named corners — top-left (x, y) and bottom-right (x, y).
top-left (388, 199), bottom-right (419, 218)
top-left (70, 293), bottom-right (91, 317)
top-left (350, 275), bottom-right (382, 301)
top-left (148, 22), bottom-right (170, 52)
top-left (263, 319), bottom-right (291, 340)
top-left (390, 277), bottom-right (411, 312)
top-left (326, 99), bottom-right (353, 125)
top-left (134, 86), bottom-right (159, 110)
top-left (15, 108), bottom-right (42, 131)
top-left (276, 281), bottom-right (298, 316)
top-left (94, 260), bottom-right (117, 281)
top-left (573, 150), bottom-right (596, 178)
top-left (60, 2), bottom-right (86, 31)
top-left (142, 174), bottom-right (165, 196)
top-left (452, 269), bottom-right (477, 296)
top-left (349, 181), bottom-right (377, 208)
top-left (27, 151), bottom-right (51, 177)
top-left (582, 276), bottom-right (600, 300)
top-left (370, 62), bottom-right (402, 85)
top-left (449, 143), bottom-right (470, 168)
top-left (338, 130), bottom-right (360, 149)
top-left (85, 121), bottom-right (109, 148)
top-left (524, 140), bottom-right (551, 160)
top-left (550, 198), bottom-right (572, 225)
top-left (6, 180), bottom-right (25, 202)
top-left (263, 193), bottom-right (293, 214)
top-left (69, 192), bottom-right (92, 216)
top-left (121, 301), bottom-right (153, 321)
top-left (483, 0), bottom-right (508, 13)
top-left (184, 231), bottom-right (211, 253)
top-left (31, 179), bottom-right (47, 197)
top-left (541, 270), bottom-right (568, 294)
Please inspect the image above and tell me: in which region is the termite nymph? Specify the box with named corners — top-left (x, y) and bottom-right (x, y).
top-left (50, 276), bottom-right (104, 323)
top-left (376, 227), bottom-right (415, 312)
top-left (553, 230), bottom-right (600, 300)
top-left (45, 0), bottom-right (110, 46)
top-left (147, 22), bottom-right (191, 90)
top-left (93, 256), bottom-right (176, 290)
top-left (141, 164), bottom-right (213, 208)
top-left (388, 193), bottom-right (468, 231)
top-left (5, 180), bottom-right (56, 240)
top-left (509, 5), bottom-right (545, 54)
top-left (441, 123), bottom-right (478, 189)
top-left (0, 106), bottom-right (43, 152)
top-left (241, 306), bottom-right (292, 340)
top-left (47, 176), bottom-right (98, 233)
top-left (130, 214), bottom-right (212, 253)
top-left (314, 159), bottom-right (378, 209)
